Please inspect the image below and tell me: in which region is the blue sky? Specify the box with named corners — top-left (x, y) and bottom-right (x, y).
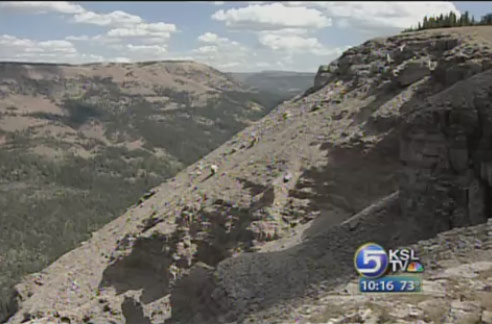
top-left (1, 1), bottom-right (491, 72)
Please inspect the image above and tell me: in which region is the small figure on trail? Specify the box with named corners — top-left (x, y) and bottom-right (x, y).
top-left (386, 53), bottom-right (393, 64)
top-left (210, 164), bottom-right (218, 176)
top-left (169, 264), bottom-right (179, 281)
top-left (182, 211), bottom-right (193, 227)
top-left (283, 172), bottom-right (293, 183)
top-left (248, 131), bottom-right (260, 148)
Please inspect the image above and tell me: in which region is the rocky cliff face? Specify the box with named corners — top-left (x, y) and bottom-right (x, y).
top-left (4, 27), bottom-right (492, 324)
top-left (401, 70), bottom-right (492, 234)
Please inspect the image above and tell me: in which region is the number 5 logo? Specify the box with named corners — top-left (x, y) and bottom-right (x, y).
top-left (354, 243), bottom-right (389, 278)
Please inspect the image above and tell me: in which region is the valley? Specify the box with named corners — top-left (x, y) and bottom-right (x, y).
top-left (0, 61), bottom-right (311, 320)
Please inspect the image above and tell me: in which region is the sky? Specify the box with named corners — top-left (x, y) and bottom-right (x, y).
top-left (1, 1), bottom-right (491, 72)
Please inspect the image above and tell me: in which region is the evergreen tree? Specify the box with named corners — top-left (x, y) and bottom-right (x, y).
top-left (462, 11), bottom-right (470, 26)
top-left (429, 17), bottom-right (436, 28)
top-left (481, 13), bottom-right (492, 25)
top-left (450, 13), bottom-right (454, 26)
top-left (402, 9), bottom-right (492, 33)
top-left (450, 11), bottom-right (457, 26)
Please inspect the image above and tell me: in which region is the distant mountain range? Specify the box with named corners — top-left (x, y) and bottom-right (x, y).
top-left (228, 70), bottom-right (316, 102)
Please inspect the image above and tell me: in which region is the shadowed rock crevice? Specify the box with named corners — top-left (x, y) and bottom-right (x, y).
top-left (98, 194), bottom-right (276, 319)
top-left (99, 235), bottom-right (172, 305)
top-left (121, 296), bottom-right (152, 324)
top-left (0, 291), bottom-right (19, 324)
top-left (400, 69), bottom-right (492, 233)
top-left (186, 186), bottom-right (278, 266)
top-left (236, 177), bottom-right (268, 196)
top-left (189, 205), bottom-right (256, 266)
top-left (167, 263), bottom-right (231, 324)
top-left (289, 131), bottom-right (400, 225)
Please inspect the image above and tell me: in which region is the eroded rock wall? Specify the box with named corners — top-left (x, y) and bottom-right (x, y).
top-left (401, 69), bottom-right (492, 235)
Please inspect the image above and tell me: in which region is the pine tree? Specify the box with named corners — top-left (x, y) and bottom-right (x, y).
top-left (462, 11), bottom-right (470, 26)
top-left (429, 17), bottom-right (436, 29)
top-left (443, 12), bottom-right (450, 27)
top-left (423, 16), bottom-right (428, 29)
top-left (481, 13), bottom-right (492, 25)
top-left (402, 9), bottom-right (491, 33)
top-left (450, 11), bottom-right (457, 27)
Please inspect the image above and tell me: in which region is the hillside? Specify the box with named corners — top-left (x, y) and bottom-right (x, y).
top-left (0, 60), bottom-right (283, 321)
top-left (228, 71), bottom-right (315, 103)
top-left (4, 26), bottom-right (492, 324)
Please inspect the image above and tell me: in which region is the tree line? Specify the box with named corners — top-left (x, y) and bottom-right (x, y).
top-left (403, 11), bottom-right (492, 32)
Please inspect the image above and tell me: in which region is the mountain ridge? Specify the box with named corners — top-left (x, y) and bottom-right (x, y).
top-left (0, 59), bottom-right (313, 322)
top-left (4, 26), bottom-right (492, 324)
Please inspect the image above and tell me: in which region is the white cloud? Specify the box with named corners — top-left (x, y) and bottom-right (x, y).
top-left (0, 34), bottom-right (108, 63)
top-left (192, 45), bottom-right (219, 54)
top-left (190, 32), bottom-right (250, 72)
top-left (65, 35), bottom-right (90, 41)
top-left (37, 40), bottom-right (77, 53)
top-left (259, 33), bottom-right (322, 51)
top-left (0, 1), bottom-right (84, 14)
top-left (113, 57), bottom-right (131, 63)
top-left (2, 2), bottom-right (178, 50)
top-left (197, 32), bottom-right (230, 44)
top-left (258, 32), bottom-right (347, 57)
top-left (287, 1), bottom-right (460, 30)
top-left (73, 10), bottom-right (143, 26)
top-left (211, 3), bottom-right (331, 30)
top-left (107, 22), bottom-right (176, 39)
top-left (70, 9), bottom-right (177, 45)
top-left (126, 44), bottom-right (167, 54)
top-left (0, 35), bottom-right (76, 54)
top-left (213, 1), bottom-right (225, 5)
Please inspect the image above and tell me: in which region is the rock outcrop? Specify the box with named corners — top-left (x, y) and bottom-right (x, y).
top-left (401, 69), bottom-right (492, 235)
top-left (313, 65), bottom-right (334, 90)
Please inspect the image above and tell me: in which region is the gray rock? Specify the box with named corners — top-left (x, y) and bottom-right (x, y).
top-left (401, 70), bottom-right (492, 234)
top-left (396, 60), bottom-right (430, 87)
top-left (482, 310), bottom-right (492, 324)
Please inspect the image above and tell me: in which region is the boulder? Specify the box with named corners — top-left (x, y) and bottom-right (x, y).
top-left (313, 65), bottom-right (334, 89)
top-left (396, 59), bottom-right (430, 87)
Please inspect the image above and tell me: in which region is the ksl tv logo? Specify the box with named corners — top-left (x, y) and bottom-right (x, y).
top-left (354, 242), bottom-right (424, 278)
